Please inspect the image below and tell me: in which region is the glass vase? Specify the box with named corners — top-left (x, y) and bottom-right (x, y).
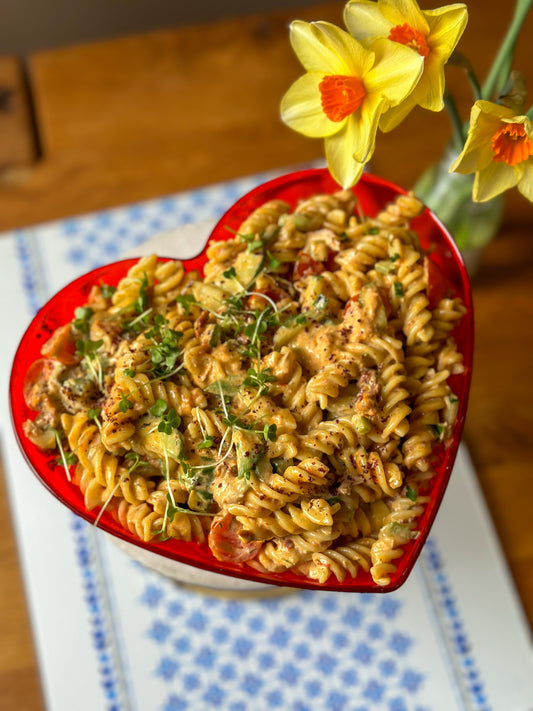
top-left (414, 147), bottom-right (505, 276)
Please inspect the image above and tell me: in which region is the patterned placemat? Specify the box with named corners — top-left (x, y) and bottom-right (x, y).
top-left (2, 167), bottom-right (533, 711)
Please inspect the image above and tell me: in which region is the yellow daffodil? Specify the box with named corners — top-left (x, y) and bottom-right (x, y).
top-left (450, 100), bottom-right (533, 202)
top-left (280, 20), bottom-right (423, 188)
top-left (344, 0), bottom-right (468, 131)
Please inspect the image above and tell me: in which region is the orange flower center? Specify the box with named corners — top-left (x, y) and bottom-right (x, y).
top-left (388, 23), bottom-right (429, 58)
top-left (319, 75), bottom-right (366, 122)
top-left (491, 123), bottom-right (533, 167)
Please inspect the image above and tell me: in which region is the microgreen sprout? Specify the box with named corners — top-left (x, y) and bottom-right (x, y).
top-left (72, 306), bottom-right (93, 334)
top-left (223, 266), bottom-right (237, 280)
top-left (155, 492), bottom-right (215, 541)
top-left (195, 415), bottom-right (215, 450)
top-left (123, 451), bottom-right (150, 472)
top-left (176, 294), bottom-right (196, 315)
top-left (223, 266), bottom-right (247, 292)
top-left (150, 398), bottom-right (167, 418)
top-left (87, 407), bottom-right (102, 432)
top-left (123, 307), bottom-right (153, 333)
top-left (76, 338), bottom-right (104, 390)
top-left (157, 407), bottom-right (182, 435)
top-left (138, 315), bottom-right (185, 380)
top-left (119, 391), bottom-right (133, 413)
top-left (285, 313), bottom-right (307, 327)
top-left (149, 399), bottom-right (183, 508)
top-left (198, 436), bottom-right (214, 450)
top-left (243, 367), bottom-right (276, 391)
top-left (266, 251), bottom-right (281, 270)
top-left (100, 283), bottom-right (116, 299)
top-left (243, 312), bottom-right (270, 344)
top-left (134, 273), bottom-right (150, 314)
top-left (261, 423), bottom-right (277, 442)
top-left (54, 429), bottom-right (73, 481)
top-left (239, 233), bottom-right (264, 253)
top-left (148, 327), bottom-right (184, 379)
top-left (75, 338), bottom-right (103, 359)
top-left (144, 313), bottom-right (167, 337)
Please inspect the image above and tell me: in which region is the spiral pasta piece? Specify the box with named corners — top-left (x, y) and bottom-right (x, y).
top-left (109, 254), bottom-right (158, 313)
top-left (307, 538), bottom-right (375, 583)
top-left (402, 368), bottom-right (451, 472)
top-left (379, 358), bottom-right (412, 439)
top-left (235, 497), bottom-right (340, 541)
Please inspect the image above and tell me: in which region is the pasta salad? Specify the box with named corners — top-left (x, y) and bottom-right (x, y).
top-left (22, 188), bottom-right (465, 586)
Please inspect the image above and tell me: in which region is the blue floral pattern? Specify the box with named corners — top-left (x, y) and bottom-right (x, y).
top-left (129, 560), bottom-right (428, 711)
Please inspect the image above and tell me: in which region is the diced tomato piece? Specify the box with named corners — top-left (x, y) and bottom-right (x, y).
top-left (23, 358), bottom-right (56, 409)
top-left (87, 285), bottom-right (105, 305)
top-left (41, 323), bottom-right (79, 365)
top-left (342, 293), bottom-right (360, 318)
top-left (208, 513), bottom-right (262, 564)
top-left (293, 252), bottom-right (325, 280)
top-left (245, 285), bottom-right (287, 310)
top-left (424, 257), bottom-right (448, 309)
top-left (325, 248), bottom-right (340, 272)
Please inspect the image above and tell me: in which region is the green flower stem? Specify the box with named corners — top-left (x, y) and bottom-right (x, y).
top-left (444, 92), bottom-right (466, 152)
top-left (450, 50), bottom-right (482, 101)
top-left (466, 68), bottom-right (482, 103)
top-left (482, 0), bottom-right (533, 100)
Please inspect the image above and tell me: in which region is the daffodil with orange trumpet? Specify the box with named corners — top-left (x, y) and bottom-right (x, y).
top-left (451, 101), bottom-right (533, 202)
top-left (344, 0), bottom-right (468, 131)
top-left (280, 20), bottom-right (423, 188)
top-left (280, 0), bottom-right (533, 259)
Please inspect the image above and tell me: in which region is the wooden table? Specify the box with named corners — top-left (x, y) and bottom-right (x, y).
top-left (1, 2), bottom-right (532, 708)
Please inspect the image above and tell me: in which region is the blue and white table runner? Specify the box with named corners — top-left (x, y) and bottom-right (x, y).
top-left (1, 166), bottom-right (533, 711)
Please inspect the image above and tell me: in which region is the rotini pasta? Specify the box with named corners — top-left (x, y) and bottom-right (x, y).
top-left (22, 187), bottom-right (465, 587)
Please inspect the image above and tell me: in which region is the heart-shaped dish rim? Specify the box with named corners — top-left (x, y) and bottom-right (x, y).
top-left (9, 169), bottom-right (473, 592)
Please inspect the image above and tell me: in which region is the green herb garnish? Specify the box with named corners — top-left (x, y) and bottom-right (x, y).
top-left (406, 485), bottom-right (418, 502)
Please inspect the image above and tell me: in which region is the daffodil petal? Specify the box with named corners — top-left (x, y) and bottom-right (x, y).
top-left (424, 4), bottom-right (468, 61)
top-left (324, 120), bottom-right (367, 188)
top-left (517, 161), bottom-right (533, 201)
top-left (378, 0), bottom-right (429, 34)
top-left (409, 54), bottom-right (445, 112)
top-left (475, 99), bottom-right (516, 122)
top-left (290, 20), bottom-right (372, 76)
top-left (473, 161), bottom-right (519, 202)
top-left (378, 96), bottom-right (416, 132)
top-left (356, 93), bottom-right (388, 162)
top-left (343, 1), bottom-right (393, 42)
top-left (450, 135), bottom-right (493, 175)
top-left (280, 73), bottom-right (343, 138)
top-left (364, 38), bottom-right (423, 107)
top-left (525, 118), bottom-right (533, 141)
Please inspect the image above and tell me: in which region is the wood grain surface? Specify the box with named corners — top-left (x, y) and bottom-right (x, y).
top-left (1, 2), bottom-right (532, 709)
